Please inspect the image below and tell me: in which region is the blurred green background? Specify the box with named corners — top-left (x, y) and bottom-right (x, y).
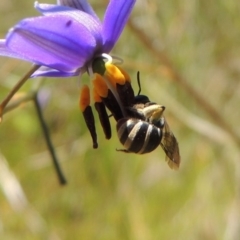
top-left (0, 0), bottom-right (240, 239)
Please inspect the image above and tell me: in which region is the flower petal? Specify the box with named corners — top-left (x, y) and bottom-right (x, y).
top-left (6, 13), bottom-right (102, 72)
top-left (35, 2), bottom-right (102, 39)
top-left (35, 4), bottom-right (103, 46)
top-left (35, 2), bottom-right (75, 15)
top-left (57, 0), bottom-right (99, 21)
top-left (35, 1), bottom-right (100, 23)
top-left (0, 39), bottom-right (30, 61)
top-left (102, 0), bottom-right (136, 52)
top-left (31, 66), bottom-right (80, 77)
top-left (0, 39), bottom-right (80, 77)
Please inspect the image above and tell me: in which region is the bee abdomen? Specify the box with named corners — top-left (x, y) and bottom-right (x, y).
top-left (117, 118), bottom-right (162, 154)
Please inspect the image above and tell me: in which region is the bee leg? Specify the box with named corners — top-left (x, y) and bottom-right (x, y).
top-left (79, 85), bottom-right (98, 149)
top-left (116, 148), bottom-right (131, 153)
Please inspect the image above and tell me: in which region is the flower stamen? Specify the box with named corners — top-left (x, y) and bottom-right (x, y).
top-left (93, 88), bottom-right (111, 139)
top-left (79, 85), bottom-right (98, 149)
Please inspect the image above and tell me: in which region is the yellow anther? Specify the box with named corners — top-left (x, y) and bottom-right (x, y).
top-left (117, 66), bottom-right (131, 83)
top-left (93, 86), bottom-right (102, 103)
top-left (105, 62), bottom-right (126, 87)
top-left (92, 73), bottom-right (108, 98)
top-left (79, 84), bottom-right (90, 112)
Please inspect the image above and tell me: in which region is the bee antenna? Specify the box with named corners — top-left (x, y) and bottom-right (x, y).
top-left (137, 71), bottom-right (141, 96)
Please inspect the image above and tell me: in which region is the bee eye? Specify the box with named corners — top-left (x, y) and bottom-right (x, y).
top-left (134, 95), bottom-right (150, 104)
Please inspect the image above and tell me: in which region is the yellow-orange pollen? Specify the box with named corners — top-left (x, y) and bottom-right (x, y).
top-left (105, 63), bottom-right (128, 88)
top-left (92, 73), bottom-right (109, 98)
top-left (116, 65), bottom-right (131, 83)
top-left (79, 63), bottom-right (130, 113)
top-left (79, 84), bottom-right (90, 112)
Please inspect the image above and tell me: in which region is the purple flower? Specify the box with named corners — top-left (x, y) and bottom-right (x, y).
top-left (0, 0), bottom-right (136, 77)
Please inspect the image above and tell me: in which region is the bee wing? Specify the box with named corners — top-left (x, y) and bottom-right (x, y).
top-left (160, 120), bottom-right (180, 170)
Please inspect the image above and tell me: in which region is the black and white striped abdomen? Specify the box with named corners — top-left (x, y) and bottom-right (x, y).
top-left (117, 118), bottom-right (162, 154)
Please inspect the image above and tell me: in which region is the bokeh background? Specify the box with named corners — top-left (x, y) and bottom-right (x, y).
top-left (0, 0), bottom-right (240, 239)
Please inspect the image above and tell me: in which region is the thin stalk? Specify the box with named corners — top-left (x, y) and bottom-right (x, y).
top-left (33, 93), bottom-right (67, 185)
top-left (0, 64), bottom-right (40, 122)
top-left (3, 93), bottom-right (34, 114)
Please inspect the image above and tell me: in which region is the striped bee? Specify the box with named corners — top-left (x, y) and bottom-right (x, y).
top-left (80, 56), bottom-right (180, 169)
top-left (116, 73), bottom-right (180, 170)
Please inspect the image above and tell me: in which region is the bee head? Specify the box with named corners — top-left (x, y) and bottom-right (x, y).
top-left (134, 94), bottom-right (150, 104)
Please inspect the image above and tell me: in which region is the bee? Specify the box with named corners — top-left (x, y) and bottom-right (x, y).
top-left (116, 73), bottom-right (180, 170)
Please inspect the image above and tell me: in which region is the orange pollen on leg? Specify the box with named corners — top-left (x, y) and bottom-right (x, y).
top-left (92, 73), bottom-right (109, 98)
top-left (79, 84), bottom-right (90, 112)
top-left (105, 63), bottom-right (126, 87)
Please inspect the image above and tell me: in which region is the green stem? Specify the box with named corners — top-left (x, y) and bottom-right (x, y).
top-left (33, 92), bottom-right (67, 185)
top-left (0, 64), bottom-right (40, 122)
